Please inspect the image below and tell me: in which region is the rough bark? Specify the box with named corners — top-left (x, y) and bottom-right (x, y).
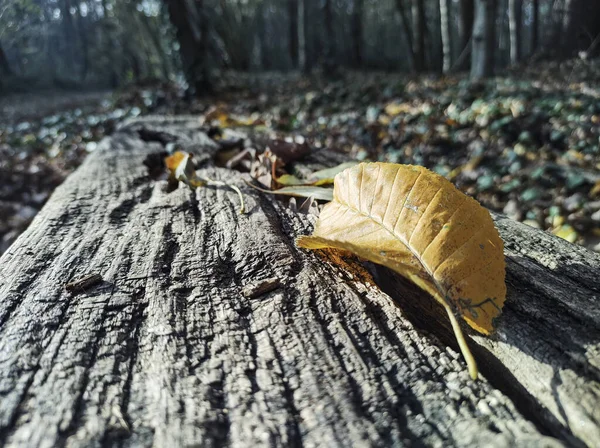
top-left (508, 0), bottom-right (521, 64)
top-left (470, 0), bottom-right (496, 79)
top-left (0, 117), bottom-right (599, 447)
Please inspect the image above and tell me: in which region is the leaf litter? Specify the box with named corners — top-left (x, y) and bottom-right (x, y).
top-left (4, 63), bottom-right (600, 255)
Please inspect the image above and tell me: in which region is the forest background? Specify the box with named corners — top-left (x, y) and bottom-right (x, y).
top-left (1, 0), bottom-right (600, 255)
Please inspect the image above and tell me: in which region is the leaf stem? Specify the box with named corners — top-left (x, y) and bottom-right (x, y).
top-left (444, 304), bottom-right (478, 380)
top-left (203, 177), bottom-right (246, 214)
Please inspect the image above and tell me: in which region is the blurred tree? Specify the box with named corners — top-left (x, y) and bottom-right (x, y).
top-left (508, 0), bottom-right (521, 64)
top-left (471, 0), bottom-right (496, 78)
top-left (395, 0), bottom-right (417, 72)
top-left (561, 0), bottom-right (580, 58)
top-left (456, 0), bottom-right (474, 70)
top-left (165, 0), bottom-right (211, 94)
top-left (0, 42), bottom-right (12, 76)
top-left (322, 0), bottom-right (336, 76)
top-left (351, 0), bottom-right (363, 68)
top-left (412, 0), bottom-right (426, 71)
top-left (0, 0), bottom-right (597, 89)
top-left (439, 0), bottom-right (451, 72)
top-left (289, 0), bottom-right (299, 68)
top-left (531, 0), bottom-right (539, 54)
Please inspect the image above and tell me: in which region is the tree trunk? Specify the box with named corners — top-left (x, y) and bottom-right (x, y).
top-left (257, 2), bottom-right (270, 70)
top-left (289, 0), bottom-right (299, 69)
top-left (457, 0), bottom-right (474, 70)
top-left (394, 0), bottom-right (417, 72)
top-left (531, 0), bottom-right (539, 54)
top-left (61, 0), bottom-right (76, 71)
top-left (0, 42), bottom-right (12, 76)
top-left (298, 0), bottom-right (308, 73)
top-left (508, 0), bottom-right (521, 64)
top-left (470, 0), bottom-right (495, 79)
top-left (165, 0), bottom-right (211, 95)
top-left (322, 0), bottom-right (336, 76)
top-left (439, 0), bottom-right (452, 72)
top-left (73, 3), bottom-right (90, 82)
top-left (412, 0), bottom-right (426, 72)
top-left (0, 115), bottom-right (599, 446)
top-left (561, 0), bottom-right (580, 57)
top-left (351, 0), bottom-right (363, 68)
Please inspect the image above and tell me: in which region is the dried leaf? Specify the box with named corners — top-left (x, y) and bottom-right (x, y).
top-left (246, 182), bottom-right (334, 201)
top-left (297, 162), bottom-right (506, 379)
top-left (276, 161), bottom-right (359, 186)
top-left (308, 162), bottom-right (360, 183)
top-left (552, 224), bottom-right (578, 243)
top-left (165, 151), bottom-right (203, 186)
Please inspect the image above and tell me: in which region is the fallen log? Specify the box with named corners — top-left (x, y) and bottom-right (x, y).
top-left (0, 116), bottom-right (597, 447)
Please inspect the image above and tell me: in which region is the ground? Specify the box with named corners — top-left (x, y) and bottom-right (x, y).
top-left (1, 60), bottom-right (599, 254)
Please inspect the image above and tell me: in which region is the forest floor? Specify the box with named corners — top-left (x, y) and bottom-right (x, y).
top-left (1, 59), bottom-right (600, 254)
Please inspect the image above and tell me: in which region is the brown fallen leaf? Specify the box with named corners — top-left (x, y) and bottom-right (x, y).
top-left (297, 162), bottom-right (506, 380)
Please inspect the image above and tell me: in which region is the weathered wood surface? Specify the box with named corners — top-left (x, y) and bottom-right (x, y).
top-left (0, 116), bottom-right (597, 447)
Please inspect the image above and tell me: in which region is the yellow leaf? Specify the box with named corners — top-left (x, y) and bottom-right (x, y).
top-left (276, 162), bottom-right (359, 187)
top-left (164, 151), bottom-right (187, 172)
top-left (246, 181), bottom-right (334, 201)
top-left (590, 180), bottom-right (600, 197)
top-left (165, 151), bottom-right (195, 182)
top-left (384, 102), bottom-right (412, 116)
top-left (297, 162), bottom-right (506, 379)
top-left (552, 224), bottom-right (578, 243)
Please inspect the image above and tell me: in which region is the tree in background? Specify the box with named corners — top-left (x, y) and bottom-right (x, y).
top-left (471, 0), bottom-right (496, 79)
top-left (1, 0), bottom-right (599, 93)
top-left (439, 0), bottom-right (452, 72)
top-left (508, 0), bottom-right (521, 64)
top-left (165, 0), bottom-right (211, 94)
top-left (351, 0), bottom-right (363, 68)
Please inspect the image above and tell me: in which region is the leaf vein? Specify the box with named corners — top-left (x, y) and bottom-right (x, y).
top-left (408, 186), bottom-right (443, 246)
top-left (367, 164), bottom-right (382, 216)
top-left (381, 166), bottom-right (401, 225)
top-left (420, 195), bottom-right (468, 257)
top-left (432, 226), bottom-right (487, 277)
top-left (393, 171), bottom-right (422, 232)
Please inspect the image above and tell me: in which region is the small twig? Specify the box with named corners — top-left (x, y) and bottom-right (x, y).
top-left (65, 273), bottom-right (103, 295)
top-left (201, 176), bottom-right (246, 214)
